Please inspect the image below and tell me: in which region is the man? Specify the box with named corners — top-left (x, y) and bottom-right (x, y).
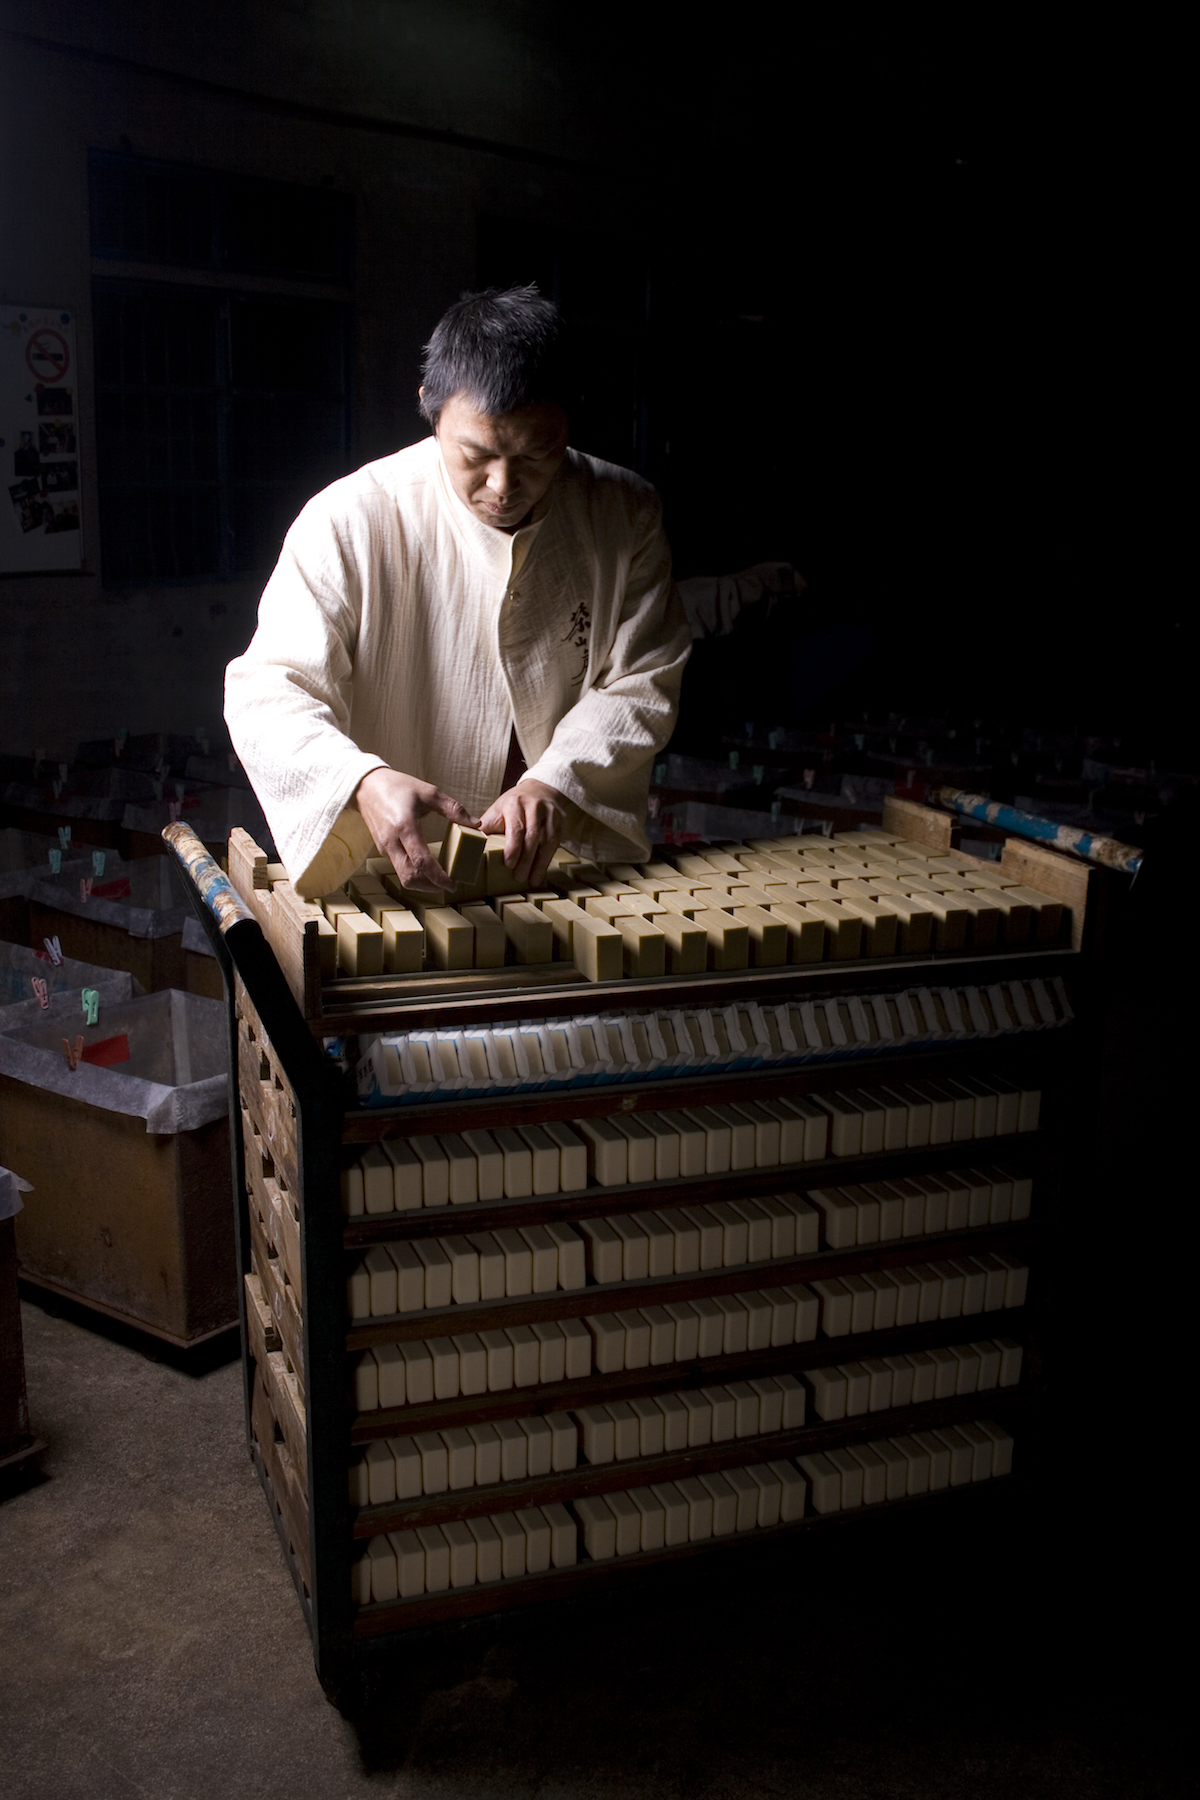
top-left (225, 285), bottom-right (690, 900)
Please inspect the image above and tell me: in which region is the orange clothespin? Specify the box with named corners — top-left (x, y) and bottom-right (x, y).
top-left (63, 1035), bottom-right (84, 1071)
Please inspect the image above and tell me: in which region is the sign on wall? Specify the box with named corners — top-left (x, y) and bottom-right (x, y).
top-left (0, 304), bottom-right (83, 573)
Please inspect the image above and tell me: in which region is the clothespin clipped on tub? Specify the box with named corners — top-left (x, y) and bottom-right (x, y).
top-left (62, 1035), bottom-right (84, 1072)
top-left (57, 825), bottom-right (71, 850)
top-left (82, 988), bottom-right (100, 1027)
top-left (43, 936), bottom-right (63, 966)
top-left (79, 877), bottom-right (93, 903)
top-left (49, 848), bottom-right (62, 874)
top-left (31, 977), bottom-right (49, 1010)
top-left (168, 799), bottom-right (182, 823)
top-left (92, 850), bottom-right (106, 879)
top-left (52, 778), bottom-right (63, 797)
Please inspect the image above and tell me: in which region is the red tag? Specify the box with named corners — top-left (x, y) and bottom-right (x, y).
top-left (80, 1033), bottom-right (131, 1067)
top-left (93, 876), bottom-right (132, 900)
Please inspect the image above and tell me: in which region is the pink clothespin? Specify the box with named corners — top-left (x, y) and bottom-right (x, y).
top-left (168, 800), bottom-right (182, 822)
top-left (31, 977), bottom-right (49, 1010)
top-left (79, 877), bottom-right (93, 903)
top-left (63, 1035), bottom-right (84, 1071)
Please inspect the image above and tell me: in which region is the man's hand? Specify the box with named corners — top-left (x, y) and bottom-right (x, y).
top-left (479, 778), bottom-right (569, 889)
top-left (354, 768), bottom-right (477, 894)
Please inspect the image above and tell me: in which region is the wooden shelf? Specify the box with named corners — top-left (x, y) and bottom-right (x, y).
top-left (341, 1042), bottom-right (1066, 1142)
top-left (323, 945), bottom-right (1080, 1035)
top-left (344, 1218), bottom-right (1038, 1351)
top-left (342, 1134), bottom-right (1044, 1245)
top-left (349, 1304), bottom-right (1034, 1442)
top-left (352, 1470), bottom-right (1022, 1639)
top-left (352, 1384), bottom-right (1032, 1537)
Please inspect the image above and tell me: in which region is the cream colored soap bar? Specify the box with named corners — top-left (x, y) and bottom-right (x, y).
top-left (337, 910), bottom-right (385, 977)
top-left (458, 903), bottom-right (505, 968)
top-left (422, 906), bottom-right (474, 970)
top-left (378, 906), bottom-right (424, 973)
top-left (576, 1117), bottom-right (628, 1186)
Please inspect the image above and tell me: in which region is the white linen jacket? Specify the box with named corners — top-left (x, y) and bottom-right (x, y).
top-left (224, 437), bottom-right (690, 897)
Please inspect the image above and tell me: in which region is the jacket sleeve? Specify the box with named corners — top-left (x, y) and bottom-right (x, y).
top-left (223, 501), bottom-right (384, 896)
top-left (522, 493), bottom-right (691, 863)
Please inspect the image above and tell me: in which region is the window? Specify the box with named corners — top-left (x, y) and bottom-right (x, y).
top-left (89, 154), bottom-right (354, 582)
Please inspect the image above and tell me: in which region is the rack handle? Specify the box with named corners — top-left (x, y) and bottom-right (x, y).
top-left (162, 822), bottom-right (256, 933)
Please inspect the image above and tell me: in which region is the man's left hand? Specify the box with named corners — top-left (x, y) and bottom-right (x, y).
top-left (479, 778), bottom-right (569, 888)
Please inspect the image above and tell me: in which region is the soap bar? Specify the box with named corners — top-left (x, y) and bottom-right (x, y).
top-left (379, 906), bottom-right (425, 974)
top-left (632, 1210), bottom-right (676, 1278)
top-left (439, 822), bottom-right (487, 886)
top-left (797, 1452), bottom-right (841, 1515)
top-left (891, 1433), bottom-right (931, 1495)
top-left (543, 1121), bottom-right (588, 1191)
top-left (681, 1205), bottom-right (725, 1270)
top-left (812, 1092), bottom-right (863, 1157)
top-left (682, 1107), bottom-right (733, 1174)
top-left (576, 1117), bottom-right (628, 1186)
top-left (612, 1116), bottom-right (657, 1184)
top-left (808, 1186), bottom-right (858, 1250)
top-left (424, 906), bottom-right (475, 970)
top-left (808, 1366), bottom-right (847, 1421)
top-left (838, 1361), bottom-right (871, 1416)
top-left (408, 1134), bottom-right (450, 1208)
top-left (506, 1324), bottom-right (541, 1387)
top-left (469, 1515), bottom-right (503, 1582)
top-left (491, 1127), bottom-right (533, 1199)
top-left (616, 1308), bottom-right (651, 1369)
top-left (579, 1217), bottom-right (623, 1286)
top-left (336, 910), bottom-right (385, 977)
top-left (585, 1313), bottom-right (625, 1374)
top-left (453, 1132), bottom-right (500, 1204)
top-left (847, 1442), bottom-right (887, 1505)
top-left (575, 1495), bottom-right (617, 1561)
top-left (542, 1220), bottom-right (585, 1291)
top-left (978, 1418), bottom-right (1015, 1476)
top-left (492, 1227), bottom-right (533, 1296)
top-left (784, 1283), bottom-right (820, 1342)
top-left (518, 1223), bottom-right (560, 1292)
top-left (903, 1350), bottom-right (935, 1406)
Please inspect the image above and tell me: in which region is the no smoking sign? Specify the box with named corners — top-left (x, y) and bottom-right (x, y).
top-left (25, 328), bottom-right (70, 384)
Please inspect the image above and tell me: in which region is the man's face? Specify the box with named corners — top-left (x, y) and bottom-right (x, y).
top-left (430, 391), bottom-right (569, 531)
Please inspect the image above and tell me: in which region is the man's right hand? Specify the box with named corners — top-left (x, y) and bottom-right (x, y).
top-left (353, 768), bottom-right (477, 894)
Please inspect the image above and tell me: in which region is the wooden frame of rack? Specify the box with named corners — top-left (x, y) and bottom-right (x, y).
top-left (166, 807), bottom-right (1089, 1701)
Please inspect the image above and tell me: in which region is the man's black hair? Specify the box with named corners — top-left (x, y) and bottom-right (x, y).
top-left (419, 284), bottom-right (573, 426)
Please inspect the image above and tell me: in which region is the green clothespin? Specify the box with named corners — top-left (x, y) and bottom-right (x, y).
top-left (82, 988), bottom-right (100, 1026)
top-left (92, 850), bottom-right (106, 878)
top-left (57, 826), bottom-right (71, 850)
top-left (753, 765), bottom-right (765, 785)
top-left (729, 751), bottom-right (740, 771)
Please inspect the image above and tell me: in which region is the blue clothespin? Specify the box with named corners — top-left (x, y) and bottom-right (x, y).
top-left (44, 936), bottom-right (63, 966)
top-left (49, 849), bottom-right (62, 874)
top-left (82, 988), bottom-right (100, 1027)
top-left (92, 850), bottom-right (106, 878)
top-left (57, 825), bottom-right (71, 850)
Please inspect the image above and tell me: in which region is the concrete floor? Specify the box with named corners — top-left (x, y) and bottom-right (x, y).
top-left (0, 1283), bottom-right (1187, 1800)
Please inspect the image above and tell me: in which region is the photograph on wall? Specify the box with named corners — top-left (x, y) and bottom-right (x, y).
top-left (0, 304), bottom-right (83, 572)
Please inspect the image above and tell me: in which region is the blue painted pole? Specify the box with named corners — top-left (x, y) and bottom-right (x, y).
top-left (934, 788), bottom-right (1143, 876)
